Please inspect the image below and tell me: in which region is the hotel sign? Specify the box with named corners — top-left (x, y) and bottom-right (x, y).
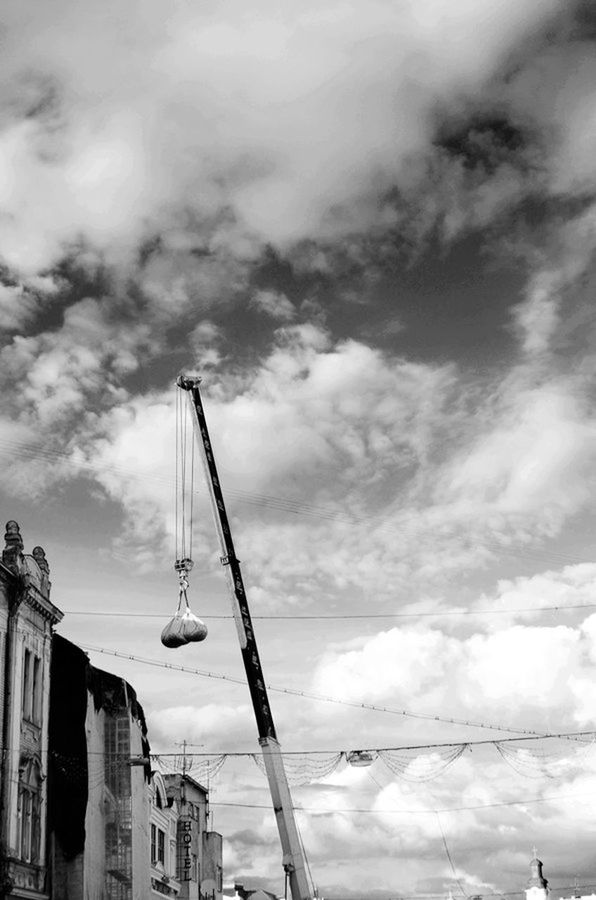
top-left (177, 818), bottom-right (192, 881)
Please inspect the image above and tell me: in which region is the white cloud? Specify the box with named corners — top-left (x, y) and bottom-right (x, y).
top-left (0, 0), bottom-right (570, 277)
top-left (0, 275), bottom-right (60, 332)
top-left (1, 5), bottom-right (596, 893)
top-left (312, 565), bottom-right (596, 735)
top-left (250, 290), bottom-right (295, 322)
top-left (41, 307), bottom-right (594, 607)
top-left (147, 703), bottom-right (253, 747)
top-left (437, 376), bottom-right (596, 536)
top-left (506, 42), bottom-right (596, 197)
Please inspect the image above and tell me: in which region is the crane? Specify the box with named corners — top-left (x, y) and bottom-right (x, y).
top-left (176, 374), bottom-right (313, 900)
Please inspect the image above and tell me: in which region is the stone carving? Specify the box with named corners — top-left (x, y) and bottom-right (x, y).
top-left (2, 519), bottom-right (24, 571)
top-left (32, 546), bottom-right (50, 576)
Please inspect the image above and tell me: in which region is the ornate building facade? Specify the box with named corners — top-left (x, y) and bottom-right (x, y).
top-left (0, 521), bottom-right (63, 899)
top-left (1, 519), bottom-right (223, 900)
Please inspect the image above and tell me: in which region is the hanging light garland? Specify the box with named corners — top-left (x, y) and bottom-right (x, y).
top-left (378, 745), bottom-right (469, 783)
top-left (252, 752), bottom-right (344, 786)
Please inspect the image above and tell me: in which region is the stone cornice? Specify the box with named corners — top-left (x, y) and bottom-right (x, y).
top-left (23, 586), bottom-right (64, 625)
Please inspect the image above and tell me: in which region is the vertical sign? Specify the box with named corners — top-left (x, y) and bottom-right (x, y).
top-left (177, 818), bottom-right (192, 882)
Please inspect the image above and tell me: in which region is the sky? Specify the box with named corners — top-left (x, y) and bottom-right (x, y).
top-left (2, 0), bottom-right (596, 896)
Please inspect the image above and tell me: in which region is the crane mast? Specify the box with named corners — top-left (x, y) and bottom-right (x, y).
top-left (177, 375), bottom-right (313, 900)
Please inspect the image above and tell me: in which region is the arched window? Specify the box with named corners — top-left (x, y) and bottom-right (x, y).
top-left (152, 775), bottom-right (167, 810)
top-left (17, 757), bottom-right (42, 864)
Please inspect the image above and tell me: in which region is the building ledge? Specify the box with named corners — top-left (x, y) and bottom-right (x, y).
top-left (151, 872), bottom-right (181, 896)
top-left (5, 858), bottom-right (48, 896)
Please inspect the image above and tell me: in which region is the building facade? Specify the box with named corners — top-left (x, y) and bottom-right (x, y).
top-left (162, 773), bottom-right (222, 900)
top-left (148, 770), bottom-right (223, 900)
top-left (0, 521), bottom-right (63, 899)
top-left (0, 518), bottom-right (224, 900)
top-left (149, 772), bottom-right (180, 898)
top-left (49, 634), bottom-right (152, 900)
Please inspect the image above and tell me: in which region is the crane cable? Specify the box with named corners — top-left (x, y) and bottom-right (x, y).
top-left (174, 386), bottom-right (196, 591)
top-left (176, 385), bottom-right (195, 562)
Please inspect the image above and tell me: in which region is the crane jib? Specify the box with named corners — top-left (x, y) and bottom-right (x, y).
top-left (187, 381), bottom-right (277, 742)
top-left (178, 375), bottom-right (313, 900)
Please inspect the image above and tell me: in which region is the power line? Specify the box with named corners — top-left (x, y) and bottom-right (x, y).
top-left (328, 888), bottom-right (596, 900)
top-left (0, 435), bottom-right (590, 572)
top-left (148, 730), bottom-right (596, 756)
top-left (436, 811), bottom-right (467, 896)
top-left (63, 601), bottom-right (596, 620)
top-left (209, 788), bottom-right (596, 814)
top-left (81, 643), bottom-right (557, 737)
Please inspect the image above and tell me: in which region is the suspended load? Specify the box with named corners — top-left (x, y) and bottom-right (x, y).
top-left (162, 382), bottom-right (208, 648)
top-left (161, 559), bottom-right (208, 648)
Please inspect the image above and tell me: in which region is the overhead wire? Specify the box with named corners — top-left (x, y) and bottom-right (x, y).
top-left (0, 433), bottom-right (591, 572)
top-left (294, 815), bottom-right (316, 898)
top-left (80, 643), bottom-right (573, 737)
top-left (358, 887), bottom-right (596, 900)
top-left (17, 729), bottom-right (594, 761)
top-left (436, 811), bottom-right (467, 896)
top-left (207, 787), bottom-right (596, 814)
top-left (146, 730), bottom-right (596, 756)
top-left (61, 601), bottom-right (596, 620)
top-left (145, 730), bottom-right (596, 785)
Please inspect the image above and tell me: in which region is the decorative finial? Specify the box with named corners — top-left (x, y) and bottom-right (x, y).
top-left (4, 520), bottom-right (22, 545)
top-left (32, 546), bottom-right (49, 576)
top-left (2, 520), bottom-right (24, 571)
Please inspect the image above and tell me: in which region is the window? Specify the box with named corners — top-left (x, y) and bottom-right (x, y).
top-left (216, 865), bottom-right (223, 892)
top-left (151, 824), bottom-right (165, 866)
top-left (105, 715), bottom-right (130, 796)
top-left (32, 656), bottom-right (41, 723)
top-left (22, 649), bottom-right (31, 719)
top-left (17, 759), bottom-right (41, 864)
top-left (21, 650), bottom-right (42, 725)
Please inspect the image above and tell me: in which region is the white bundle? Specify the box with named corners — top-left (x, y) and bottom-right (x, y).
top-left (161, 595), bottom-right (208, 648)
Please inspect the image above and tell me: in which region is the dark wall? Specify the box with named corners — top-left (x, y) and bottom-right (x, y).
top-left (48, 635), bottom-right (90, 860)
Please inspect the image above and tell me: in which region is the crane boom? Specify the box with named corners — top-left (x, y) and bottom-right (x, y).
top-left (177, 375), bottom-right (313, 900)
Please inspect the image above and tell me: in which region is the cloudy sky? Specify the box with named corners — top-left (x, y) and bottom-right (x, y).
top-left (3, 0), bottom-right (596, 895)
